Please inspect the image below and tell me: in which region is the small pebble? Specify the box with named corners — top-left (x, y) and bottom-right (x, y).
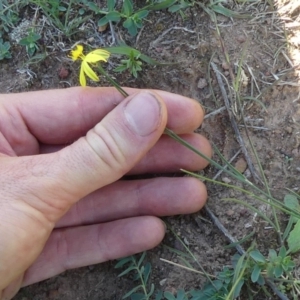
top-left (159, 279), bottom-right (167, 286)
top-left (222, 177), bottom-right (231, 183)
top-left (235, 158), bottom-right (247, 173)
top-left (58, 67), bottom-right (69, 79)
top-left (212, 57), bottom-right (220, 63)
top-left (197, 78), bottom-right (208, 89)
top-left (48, 289), bottom-right (59, 298)
top-left (226, 209), bottom-right (234, 216)
top-left (222, 61), bottom-right (230, 70)
top-left (236, 35), bottom-right (246, 43)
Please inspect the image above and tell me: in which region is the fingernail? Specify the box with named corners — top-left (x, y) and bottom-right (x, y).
top-left (124, 92), bottom-right (162, 136)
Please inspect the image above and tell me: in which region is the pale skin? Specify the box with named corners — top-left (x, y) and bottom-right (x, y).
top-left (0, 87), bottom-right (212, 299)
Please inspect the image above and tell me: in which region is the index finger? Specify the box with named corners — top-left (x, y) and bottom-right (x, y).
top-left (2, 87), bottom-right (204, 145)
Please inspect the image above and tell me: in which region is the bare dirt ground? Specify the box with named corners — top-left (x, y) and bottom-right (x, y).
top-left (1, 0), bottom-right (300, 299)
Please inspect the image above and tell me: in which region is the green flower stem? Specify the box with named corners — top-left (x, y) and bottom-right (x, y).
top-left (97, 64), bottom-right (298, 227)
top-left (97, 65), bottom-right (128, 97)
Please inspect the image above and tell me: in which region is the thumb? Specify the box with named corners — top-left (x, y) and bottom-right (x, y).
top-left (0, 91), bottom-right (167, 297)
top-left (26, 91), bottom-right (167, 220)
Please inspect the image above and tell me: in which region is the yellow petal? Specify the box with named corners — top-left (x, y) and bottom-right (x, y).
top-left (85, 49), bottom-right (110, 63)
top-left (79, 64), bottom-right (86, 86)
top-left (82, 61), bottom-right (99, 82)
top-left (70, 45), bottom-right (84, 61)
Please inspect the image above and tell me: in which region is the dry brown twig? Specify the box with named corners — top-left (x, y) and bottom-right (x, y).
top-left (210, 61), bottom-right (262, 184)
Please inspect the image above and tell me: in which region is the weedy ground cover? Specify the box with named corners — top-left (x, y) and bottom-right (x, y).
top-left (2, 0), bottom-right (300, 299)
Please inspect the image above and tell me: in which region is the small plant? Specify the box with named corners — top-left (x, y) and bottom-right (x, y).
top-left (19, 29), bottom-right (41, 56)
top-left (115, 252), bottom-right (155, 300)
top-left (114, 49), bottom-right (143, 78)
top-left (252, 247), bottom-right (295, 283)
top-left (282, 193), bottom-right (300, 254)
top-left (0, 0), bottom-right (20, 33)
top-left (0, 38), bottom-right (11, 60)
top-left (28, 0), bottom-right (89, 37)
top-left (81, 0), bottom-right (149, 36)
top-left (189, 267), bottom-right (237, 300)
top-left (80, 0), bottom-right (177, 36)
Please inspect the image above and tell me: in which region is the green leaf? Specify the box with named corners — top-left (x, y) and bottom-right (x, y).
top-left (106, 11), bottom-right (121, 22)
top-left (131, 293), bottom-right (146, 300)
top-left (98, 16), bottom-right (108, 26)
top-left (122, 0), bottom-right (133, 16)
top-left (232, 253), bottom-right (246, 285)
top-left (123, 18), bottom-right (133, 29)
top-left (115, 257), bottom-right (132, 268)
top-left (256, 274), bottom-right (265, 286)
top-left (0, 39), bottom-right (11, 60)
top-left (278, 246), bottom-right (287, 258)
top-left (107, 0), bottom-right (116, 11)
top-left (133, 272), bottom-right (140, 282)
top-left (274, 265), bottom-right (283, 278)
top-left (210, 4), bottom-right (251, 19)
top-left (251, 264), bottom-right (261, 283)
top-left (266, 264), bottom-right (275, 278)
top-left (143, 262), bottom-right (151, 284)
top-left (224, 230), bottom-right (255, 249)
top-left (284, 194), bottom-right (300, 211)
top-left (134, 18), bottom-right (143, 29)
top-left (32, 33), bottom-right (41, 41)
top-left (233, 279), bottom-right (244, 298)
top-left (148, 0), bottom-right (177, 10)
top-left (268, 249), bottom-right (277, 261)
top-left (168, 5), bottom-right (183, 13)
top-left (122, 286), bottom-right (142, 299)
top-left (27, 46), bottom-right (36, 57)
top-left (155, 290), bottom-right (163, 300)
top-left (104, 45), bottom-right (175, 66)
top-left (136, 10), bottom-right (149, 19)
top-left (118, 265), bottom-right (136, 277)
top-left (105, 45), bottom-right (140, 56)
top-left (58, 6), bottom-right (67, 11)
top-left (114, 64), bottom-right (128, 73)
top-left (164, 291), bottom-right (176, 300)
top-left (137, 252), bottom-right (146, 268)
top-left (177, 289), bottom-right (186, 300)
top-left (283, 259), bottom-right (295, 271)
top-left (127, 22), bottom-right (138, 36)
top-left (147, 284), bottom-right (155, 297)
top-left (250, 250), bottom-right (266, 263)
top-left (287, 219), bottom-right (300, 253)
top-left (85, 1), bottom-right (100, 13)
top-left (79, 8), bottom-right (85, 15)
top-left (140, 265), bottom-right (145, 275)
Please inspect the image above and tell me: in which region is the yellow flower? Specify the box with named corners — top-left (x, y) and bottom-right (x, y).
top-left (70, 45), bottom-right (110, 86)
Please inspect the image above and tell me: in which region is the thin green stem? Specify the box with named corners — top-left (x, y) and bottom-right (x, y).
top-left (97, 63), bottom-right (297, 230)
top-left (182, 170), bottom-right (300, 219)
top-left (97, 65), bottom-right (128, 97)
top-left (133, 258), bottom-right (148, 298)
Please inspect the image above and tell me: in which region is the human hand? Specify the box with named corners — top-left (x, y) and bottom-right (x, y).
top-left (0, 87), bottom-right (211, 299)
